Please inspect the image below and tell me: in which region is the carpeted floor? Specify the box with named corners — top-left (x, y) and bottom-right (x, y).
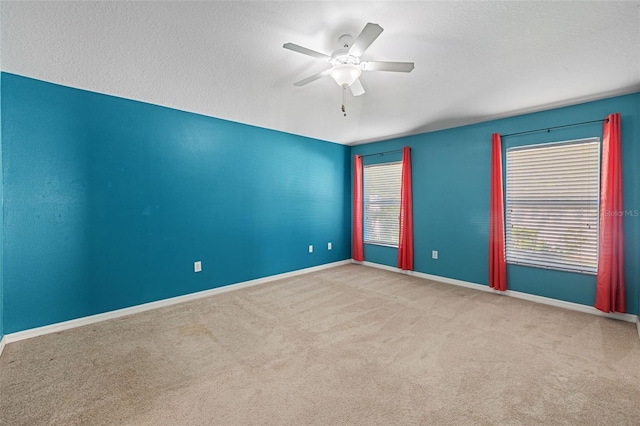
top-left (1, 264), bottom-right (639, 425)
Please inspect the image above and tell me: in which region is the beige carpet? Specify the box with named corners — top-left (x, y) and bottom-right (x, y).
top-left (1, 264), bottom-right (639, 425)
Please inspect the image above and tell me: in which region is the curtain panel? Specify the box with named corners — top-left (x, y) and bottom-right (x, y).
top-left (595, 113), bottom-right (626, 313)
top-left (489, 133), bottom-right (507, 291)
top-left (398, 146), bottom-right (414, 270)
top-left (353, 155), bottom-right (364, 261)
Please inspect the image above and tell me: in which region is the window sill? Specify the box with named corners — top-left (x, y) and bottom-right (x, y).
top-left (507, 261), bottom-right (597, 276)
top-left (364, 242), bottom-right (399, 249)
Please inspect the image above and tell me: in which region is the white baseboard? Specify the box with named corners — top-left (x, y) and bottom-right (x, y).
top-left (354, 260), bottom-right (638, 324)
top-left (3, 260), bottom-right (351, 347)
top-left (0, 336), bottom-right (5, 358)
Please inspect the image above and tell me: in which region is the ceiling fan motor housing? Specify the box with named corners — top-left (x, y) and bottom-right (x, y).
top-left (331, 34), bottom-right (360, 68)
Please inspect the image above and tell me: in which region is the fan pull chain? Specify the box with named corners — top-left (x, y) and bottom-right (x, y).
top-left (342, 86), bottom-right (347, 117)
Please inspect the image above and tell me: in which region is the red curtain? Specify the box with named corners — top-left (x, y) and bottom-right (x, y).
top-left (398, 146), bottom-right (414, 270)
top-left (489, 133), bottom-right (507, 291)
top-left (595, 113), bottom-right (625, 313)
top-left (353, 155), bottom-right (364, 261)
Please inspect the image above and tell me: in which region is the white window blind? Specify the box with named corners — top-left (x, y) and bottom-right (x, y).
top-left (364, 162), bottom-right (402, 247)
top-left (506, 138), bottom-right (600, 274)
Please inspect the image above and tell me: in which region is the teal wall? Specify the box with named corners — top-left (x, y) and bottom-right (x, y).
top-left (0, 71), bottom-right (638, 336)
top-left (1, 73), bottom-right (351, 333)
top-left (0, 71), bottom-right (3, 340)
top-left (352, 92), bottom-right (640, 315)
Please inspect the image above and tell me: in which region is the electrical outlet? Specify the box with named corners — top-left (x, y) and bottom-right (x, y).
top-left (432, 250), bottom-right (438, 260)
top-left (328, 242), bottom-right (332, 250)
top-left (309, 245), bottom-right (313, 253)
top-left (194, 261), bottom-right (202, 272)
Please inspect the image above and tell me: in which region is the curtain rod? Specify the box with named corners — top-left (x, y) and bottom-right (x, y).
top-left (359, 149), bottom-right (404, 158)
top-left (501, 118), bottom-right (608, 138)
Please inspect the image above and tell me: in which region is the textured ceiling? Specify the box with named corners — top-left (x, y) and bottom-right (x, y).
top-left (2, 1), bottom-right (639, 145)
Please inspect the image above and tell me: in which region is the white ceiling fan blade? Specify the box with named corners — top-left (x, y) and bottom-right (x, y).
top-left (362, 61), bottom-right (415, 72)
top-left (283, 43), bottom-right (330, 60)
top-left (348, 23), bottom-right (384, 57)
top-left (293, 69), bottom-right (331, 86)
top-left (349, 78), bottom-right (365, 96)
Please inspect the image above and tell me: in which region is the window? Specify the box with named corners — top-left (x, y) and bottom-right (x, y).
top-left (505, 138), bottom-right (600, 274)
top-left (364, 162), bottom-right (402, 247)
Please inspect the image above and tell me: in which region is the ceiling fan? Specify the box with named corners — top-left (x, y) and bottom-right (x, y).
top-left (283, 22), bottom-right (414, 114)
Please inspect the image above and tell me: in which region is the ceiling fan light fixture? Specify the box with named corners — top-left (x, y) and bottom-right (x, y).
top-left (329, 64), bottom-right (362, 88)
